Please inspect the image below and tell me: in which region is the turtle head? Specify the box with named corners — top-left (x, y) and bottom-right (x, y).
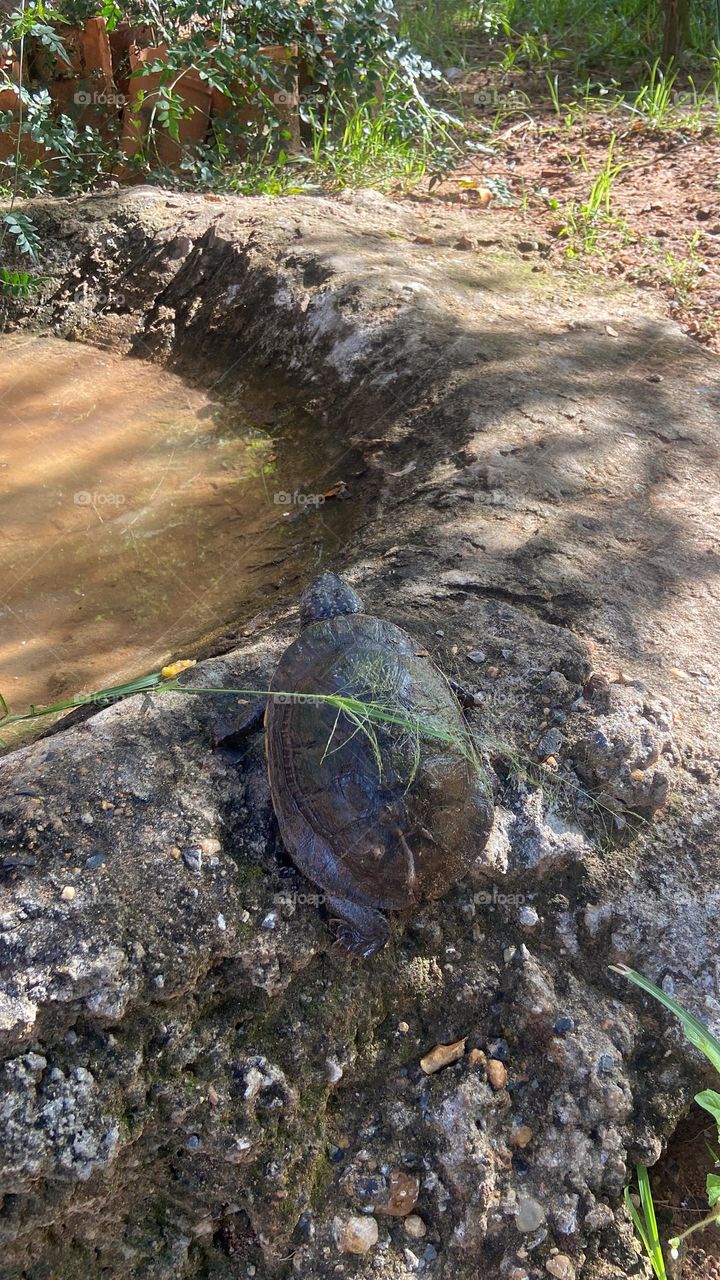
top-left (300, 573), bottom-right (364, 628)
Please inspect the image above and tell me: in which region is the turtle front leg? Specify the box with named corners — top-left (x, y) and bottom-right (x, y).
top-left (324, 895), bottom-right (390, 959)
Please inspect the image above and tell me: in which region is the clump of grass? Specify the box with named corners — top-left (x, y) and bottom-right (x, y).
top-left (614, 964), bottom-right (720, 1262)
top-left (548, 133), bottom-right (627, 255)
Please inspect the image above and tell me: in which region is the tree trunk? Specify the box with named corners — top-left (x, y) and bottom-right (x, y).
top-left (662, 0), bottom-right (691, 64)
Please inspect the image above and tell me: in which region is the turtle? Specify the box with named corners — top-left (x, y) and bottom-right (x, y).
top-left (236, 572), bottom-right (494, 958)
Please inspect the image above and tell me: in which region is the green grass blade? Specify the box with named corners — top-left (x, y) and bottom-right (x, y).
top-left (624, 1167), bottom-right (667, 1280)
top-left (637, 1165), bottom-right (667, 1280)
top-left (611, 964), bottom-right (720, 1075)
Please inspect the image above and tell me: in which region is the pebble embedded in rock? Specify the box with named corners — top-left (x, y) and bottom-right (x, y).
top-left (404, 1215), bottom-right (426, 1240)
top-left (537, 728), bottom-right (563, 760)
top-left (511, 1125), bottom-right (533, 1148)
top-left (333, 1214), bottom-right (379, 1254)
top-left (486, 1058), bottom-right (508, 1090)
top-left (375, 1169), bottom-right (420, 1217)
top-left (60, 885), bottom-right (76, 901)
top-left (200, 837), bottom-right (221, 856)
top-left (516, 1196), bottom-right (546, 1233)
top-left (468, 1048), bottom-right (487, 1067)
top-left (183, 848), bottom-right (202, 872)
top-left (519, 906), bottom-right (539, 927)
top-left (466, 649), bottom-right (486, 664)
top-left (420, 1037), bottom-right (466, 1074)
top-left (85, 853), bottom-right (105, 870)
top-left (553, 1016), bottom-right (575, 1036)
top-left (325, 1058), bottom-right (343, 1084)
top-left (546, 1254), bottom-right (575, 1280)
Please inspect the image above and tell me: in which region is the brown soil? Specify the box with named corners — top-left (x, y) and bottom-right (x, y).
top-left (405, 67), bottom-right (720, 354)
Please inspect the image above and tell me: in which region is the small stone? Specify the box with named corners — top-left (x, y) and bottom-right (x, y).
top-left (333, 1214), bottom-right (379, 1254)
top-left (183, 848), bottom-right (202, 872)
top-left (200, 837), bottom-right (221, 857)
top-left (420, 1037), bottom-right (466, 1074)
top-left (486, 1059), bottom-right (508, 1090)
top-left (217, 913), bottom-right (226, 931)
top-left (207, 1085), bottom-right (219, 1106)
top-left (404, 1215), bottom-right (426, 1240)
top-left (404, 1248), bottom-right (420, 1269)
top-left (553, 1016), bottom-right (575, 1036)
top-left (85, 853), bottom-right (105, 870)
top-left (375, 1169), bottom-right (420, 1217)
top-left (629, 768), bottom-right (644, 781)
top-left (454, 235), bottom-right (475, 250)
top-left (169, 846), bottom-right (182, 859)
top-left (537, 727), bottom-right (563, 760)
top-left (424, 1244), bottom-right (438, 1262)
top-left (466, 649), bottom-right (486, 664)
top-left (187, 1134), bottom-right (201, 1150)
top-left (261, 911), bottom-right (278, 930)
top-left (326, 1058), bottom-right (343, 1084)
top-left (546, 1255), bottom-right (575, 1280)
top-left (398, 1021), bottom-right (410, 1034)
top-left (60, 885), bottom-right (76, 902)
top-left (486, 665), bottom-right (499, 678)
top-left (519, 906), bottom-right (539, 927)
top-left (511, 1124), bottom-right (533, 1148)
top-left (100, 799), bottom-right (113, 810)
top-left (468, 1048), bottom-right (487, 1067)
top-left (516, 1196), bottom-right (546, 1233)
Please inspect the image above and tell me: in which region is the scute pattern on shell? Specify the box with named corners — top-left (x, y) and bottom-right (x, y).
top-left (265, 613), bottom-right (493, 912)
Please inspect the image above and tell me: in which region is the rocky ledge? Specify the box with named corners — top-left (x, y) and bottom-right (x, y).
top-left (1, 187), bottom-right (719, 1280)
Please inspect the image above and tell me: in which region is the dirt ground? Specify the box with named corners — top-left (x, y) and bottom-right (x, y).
top-left (405, 64), bottom-right (720, 355)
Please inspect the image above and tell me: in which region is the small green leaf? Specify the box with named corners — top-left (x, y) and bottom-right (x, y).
top-left (696, 1089), bottom-right (720, 1125)
top-left (2, 212), bottom-right (42, 263)
top-left (707, 1174), bottom-right (720, 1208)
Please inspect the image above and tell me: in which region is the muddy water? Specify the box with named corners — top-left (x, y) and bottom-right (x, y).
top-left (0, 333), bottom-right (360, 747)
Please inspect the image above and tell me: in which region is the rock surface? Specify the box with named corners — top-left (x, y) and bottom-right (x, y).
top-left (0, 187), bottom-right (719, 1279)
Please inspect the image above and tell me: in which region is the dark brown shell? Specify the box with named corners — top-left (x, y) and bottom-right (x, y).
top-left (265, 613), bottom-right (493, 911)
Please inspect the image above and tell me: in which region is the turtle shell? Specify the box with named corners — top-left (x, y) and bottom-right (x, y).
top-left (265, 613), bottom-right (493, 912)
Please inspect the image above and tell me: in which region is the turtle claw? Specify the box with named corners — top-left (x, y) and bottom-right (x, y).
top-left (324, 895), bottom-right (389, 959)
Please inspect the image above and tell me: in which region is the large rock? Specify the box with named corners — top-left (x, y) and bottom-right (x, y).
top-left (1, 188), bottom-right (719, 1279)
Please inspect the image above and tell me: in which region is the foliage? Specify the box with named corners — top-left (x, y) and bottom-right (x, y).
top-left (624, 1165), bottom-right (668, 1280)
top-left (614, 965), bottom-right (720, 1262)
top-left (0, 0), bottom-right (460, 233)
